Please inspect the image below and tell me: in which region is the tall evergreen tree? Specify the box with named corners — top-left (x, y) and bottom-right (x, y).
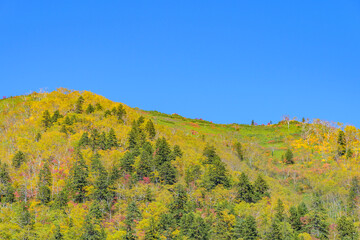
top-left (99, 132), bottom-right (107, 150)
top-left (75, 96), bottom-right (85, 114)
top-left (289, 206), bottom-right (302, 232)
top-left (253, 175), bottom-right (270, 201)
top-left (173, 145), bottom-right (183, 158)
top-left (124, 201), bottom-right (141, 240)
top-left (42, 110), bottom-right (52, 130)
top-left (51, 110), bottom-right (62, 123)
top-left (234, 142), bottom-right (244, 161)
top-left (337, 216), bottom-right (358, 240)
top-left (106, 128), bottom-right (118, 149)
top-left (284, 149), bottom-right (294, 164)
top-left (169, 184), bottom-right (188, 221)
top-left (274, 199), bottom-right (285, 223)
top-left (233, 216), bottom-right (258, 240)
top-left (37, 161), bottom-right (52, 204)
top-left (52, 224), bottom-right (63, 240)
top-left (90, 129), bottom-right (101, 151)
top-left (12, 151), bottom-right (26, 168)
top-left (69, 154), bottom-right (89, 203)
top-left (145, 120), bottom-right (156, 139)
top-left (116, 104), bottom-right (126, 123)
top-left (237, 173), bottom-right (254, 203)
top-left (309, 195), bottom-right (329, 240)
top-left (347, 176), bottom-right (359, 217)
top-left (180, 213), bottom-right (209, 240)
top-left (79, 132), bottom-right (90, 148)
top-left (86, 104), bottom-right (95, 114)
top-left (337, 130), bottom-right (347, 156)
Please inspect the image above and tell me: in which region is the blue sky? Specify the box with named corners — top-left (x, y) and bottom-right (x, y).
top-left (1, 1), bottom-right (359, 126)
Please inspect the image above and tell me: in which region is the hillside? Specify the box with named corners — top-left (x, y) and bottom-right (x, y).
top-left (0, 88), bottom-right (359, 240)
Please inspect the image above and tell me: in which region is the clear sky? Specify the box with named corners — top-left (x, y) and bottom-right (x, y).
top-left (1, 1), bottom-right (359, 126)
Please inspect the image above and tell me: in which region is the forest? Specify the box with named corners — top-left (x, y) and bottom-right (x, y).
top-left (0, 88), bottom-right (359, 240)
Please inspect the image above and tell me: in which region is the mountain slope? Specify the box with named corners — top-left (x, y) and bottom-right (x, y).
top-left (0, 88), bottom-right (359, 239)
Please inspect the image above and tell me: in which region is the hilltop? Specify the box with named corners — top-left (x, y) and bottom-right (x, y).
top-left (0, 88), bottom-right (359, 239)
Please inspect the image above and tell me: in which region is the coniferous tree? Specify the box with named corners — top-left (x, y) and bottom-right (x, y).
top-left (337, 216), bottom-right (358, 240)
top-left (99, 132), bottom-right (107, 150)
top-left (274, 199), bottom-right (285, 223)
top-left (289, 206), bottom-right (302, 232)
top-left (180, 213), bottom-right (210, 240)
top-left (69, 154), bottom-right (89, 203)
top-left (75, 96), bottom-right (85, 114)
top-left (37, 162), bottom-right (52, 204)
top-left (253, 175), bottom-right (270, 201)
top-left (237, 173), bottom-right (254, 203)
top-left (234, 142), bottom-right (244, 161)
top-left (284, 149), bottom-right (294, 164)
top-left (90, 129), bottom-right (101, 151)
top-left (51, 110), bottom-right (63, 123)
top-left (79, 132), bottom-right (90, 148)
top-left (81, 215), bottom-right (106, 240)
top-left (309, 195), bottom-right (329, 240)
top-left (233, 216), bottom-right (258, 240)
top-left (124, 201), bottom-right (141, 240)
top-left (42, 110), bottom-right (52, 130)
top-left (251, 120), bottom-right (255, 126)
top-left (173, 145), bottom-right (183, 158)
top-left (86, 104), bottom-right (95, 114)
top-left (12, 151), bottom-right (26, 168)
top-left (116, 104), bottom-right (126, 123)
top-left (145, 120), bottom-right (156, 139)
top-left (106, 128), bottom-right (118, 149)
top-left (137, 149), bottom-right (153, 179)
top-left (52, 225), bottom-right (63, 240)
top-left (267, 220), bottom-right (282, 240)
top-left (169, 184), bottom-right (188, 221)
top-left (0, 162), bottom-right (15, 203)
top-left (104, 110), bottom-right (111, 118)
top-left (337, 130), bottom-right (347, 157)
top-left (52, 188), bottom-right (68, 209)
top-left (35, 132), bottom-right (42, 142)
top-left (347, 176), bottom-right (359, 217)
top-left (64, 115), bottom-right (73, 125)
top-left (60, 125), bottom-right (68, 135)
top-left (95, 103), bottom-right (103, 111)
top-left (203, 146), bottom-right (230, 190)
top-left (120, 151), bottom-right (137, 174)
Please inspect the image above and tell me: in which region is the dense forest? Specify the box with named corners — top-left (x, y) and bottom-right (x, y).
top-left (0, 89), bottom-right (359, 239)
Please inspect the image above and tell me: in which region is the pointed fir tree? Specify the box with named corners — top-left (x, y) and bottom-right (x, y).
top-left (75, 96), bottom-right (85, 114)
top-left (173, 145), bottom-right (183, 158)
top-left (95, 103), bottom-right (103, 111)
top-left (99, 132), bottom-right (107, 150)
top-left (237, 173), bottom-right (254, 203)
top-left (12, 151), bottom-right (26, 168)
top-left (79, 132), bottom-right (90, 148)
top-left (337, 216), bottom-right (358, 240)
top-left (69, 154), bottom-right (89, 203)
top-left (90, 129), bottom-right (101, 151)
top-left (106, 128), bottom-right (118, 149)
top-left (37, 161), bottom-right (52, 204)
top-left (169, 184), bottom-right (188, 221)
top-left (309, 195), bottom-right (329, 240)
top-left (52, 224), bottom-right (63, 240)
top-left (35, 132), bottom-right (42, 142)
top-left (51, 110), bottom-right (63, 123)
top-left (274, 199), bottom-right (285, 223)
top-left (81, 214), bottom-right (106, 240)
top-left (145, 120), bottom-right (156, 139)
top-left (104, 110), bottom-right (111, 118)
top-left (64, 115), bottom-right (73, 125)
top-left (253, 174), bottom-right (270, 201)
top-left (233, 216), bottom-right (258, 240)
top-left (289, 206), bottom-right (302, 232)
top-left (116, 104), bottom-right (126, 123)
top-left (234, 142), bottom-right (244, 161)
top-left (283, 149), bottom-right (294, 164)
top-left (124, 201), bottom-right (141, 239)
top-left (347, 176), bottom-right (359, 217)
top-left (86, 104), bottom-right (95, 114)
top-left (337, 130), bottom-right (347, 157)
top-left (42, 110), bottom-right (52, 130)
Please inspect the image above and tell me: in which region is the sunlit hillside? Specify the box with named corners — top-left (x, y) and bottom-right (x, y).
top-left (0, 88), bottom-right (359, 239)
